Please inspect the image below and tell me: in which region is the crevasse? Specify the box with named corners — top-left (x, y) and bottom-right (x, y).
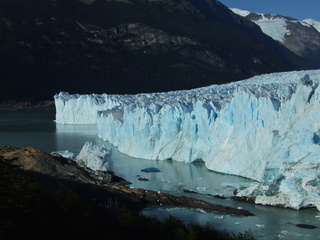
top-left (54, 70), bottom-right (320, 210)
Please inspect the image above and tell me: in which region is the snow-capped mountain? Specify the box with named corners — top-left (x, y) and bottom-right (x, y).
top-left (55, 69), bottom-right (320, 210)
top-left (231, 8), bottom-right (320, 64)
top-left (303, 18), bottom-right (320, 32)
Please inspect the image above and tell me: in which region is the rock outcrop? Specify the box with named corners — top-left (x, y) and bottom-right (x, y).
top-left (0, 145), bottom-right (114, 184)
top-left (0, 145), bottom-right (253, 216)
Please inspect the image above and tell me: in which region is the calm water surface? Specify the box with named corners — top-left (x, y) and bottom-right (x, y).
top-left (0, 108), bottom-right (319, 239)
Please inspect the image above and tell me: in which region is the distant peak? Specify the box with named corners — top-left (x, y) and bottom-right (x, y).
top-left (231, 8), bottom-right (297, 21)
top-left (303, 18), bottom-right (320, 32)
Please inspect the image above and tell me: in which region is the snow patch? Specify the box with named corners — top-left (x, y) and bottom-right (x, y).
top-left (303, 18), bottom-right (320, 33)
top-left (230, 8), bottom-right (251, 17)
top-left (254, 16), bottom-right (290, 43)
top-left (230, 8), bottom-right (290, 43)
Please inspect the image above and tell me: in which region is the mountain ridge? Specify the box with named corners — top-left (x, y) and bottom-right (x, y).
top-left (0, 0), bottom-right (317, 102)
top-left (231, 8), bottom-right (320, 65)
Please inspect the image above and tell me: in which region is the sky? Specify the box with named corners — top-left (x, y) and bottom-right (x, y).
top-left (218, 0), bottom-right (320, 21)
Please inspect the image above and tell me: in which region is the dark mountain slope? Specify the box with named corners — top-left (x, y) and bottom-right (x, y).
top-left (0, 0), bottom-right (314, 102)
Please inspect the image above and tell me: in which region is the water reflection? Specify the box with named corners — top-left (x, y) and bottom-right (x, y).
top-left (0, 108), bottom-right (57, 151)
top-left (55, 124), bottom-right (100, 153)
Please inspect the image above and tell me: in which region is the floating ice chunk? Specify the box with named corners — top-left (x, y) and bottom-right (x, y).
top-left (221, 182), bottom-right (249, 189)
top-left (195, 208), bottom-right (207, 213)
top-left (52, 150), bottom-right (75, 159)
top-left (141, 167), bottom-right (161, 172)
top-left (162, 179), bottom-right (171, 184)
top-left (177, 182), bottom-right (186, 187)
top-left (75, 142), bottom-right (113, 171)
top-left (196, 187), bottom-right (207, 192)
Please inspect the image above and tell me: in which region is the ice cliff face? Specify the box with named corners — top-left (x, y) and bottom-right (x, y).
top-left (55, 93), bottom-right (122, 124)
top-left (55, 70), bottom-right (320, 210)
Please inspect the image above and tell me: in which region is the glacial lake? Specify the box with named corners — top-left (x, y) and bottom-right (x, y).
top-left (0, 107), bottom-right (319, 239)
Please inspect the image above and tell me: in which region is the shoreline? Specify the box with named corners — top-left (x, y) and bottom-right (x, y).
top-left (0, 100), bottom-right (55, 109)
top-left (0, 145), bottom-right (254, 217)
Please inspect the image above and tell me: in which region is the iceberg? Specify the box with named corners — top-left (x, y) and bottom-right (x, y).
top-left (54, 70), bottom-right (320, 210)
top-left (141, 167), bottom-right (161, 173)
top-left (74, 142), bottom-right (113, 172)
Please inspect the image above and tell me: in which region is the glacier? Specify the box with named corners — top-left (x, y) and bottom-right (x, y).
top-left (230, 8), bottom-right (320, 44)
top-left (54, 70), bottom-right (320, 210)
top-left (230, 8), bottom-right (290, 43)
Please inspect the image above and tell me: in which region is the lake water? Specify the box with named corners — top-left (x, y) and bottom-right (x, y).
top-left (0, 107), bottom-right (319, 239)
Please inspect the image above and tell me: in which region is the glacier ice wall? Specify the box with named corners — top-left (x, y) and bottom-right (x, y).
top-left (55, 92), bottom-right (122, 124)
top-left (55, 70), bottom-right (320, 210)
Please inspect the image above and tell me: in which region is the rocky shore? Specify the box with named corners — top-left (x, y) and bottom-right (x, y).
top-left (0, 145), bottom-right (253, 216)
top-left (0, 100), bottom-right (55, 109)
